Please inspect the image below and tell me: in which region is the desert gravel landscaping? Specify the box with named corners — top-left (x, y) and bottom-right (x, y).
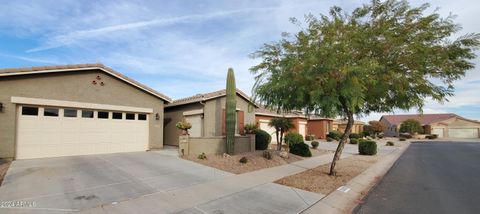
top-left (183, 149), bottom-right (331, 174)
top-left (0, 159), bottom-right (11, 186)
top-left (275, 154), bottom-right (382, 194)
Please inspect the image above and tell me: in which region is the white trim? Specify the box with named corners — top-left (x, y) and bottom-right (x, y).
top-left (11, 96), bottom-right (153, 113)
top-left (259, 119), bottom-right (270, 123)
top-left (299, 121), bottom-right (307, 124)
top-left (183, 109), bottom-right (204, 116)
top-left (0, 67), bottom-right (171, 102)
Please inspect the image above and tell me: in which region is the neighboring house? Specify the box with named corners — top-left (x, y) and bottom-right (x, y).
top-left (0, 64), bottom-right (172, 159)
top-left (380, 114), bottom-right (480, 138)
top-left (164, 89), bottom-right (257, 146)
top-left (255, 107), bottom-right (308, 141)
top-left (307, 116), bottom-right (333, 139)
top-left (332, 119), bottom-right (365, 134)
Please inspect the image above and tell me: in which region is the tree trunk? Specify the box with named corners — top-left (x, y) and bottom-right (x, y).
top-left (279, 130), bottom-right (284, 151)
top-left (329, 110), bottom-right (354, 176)
top-left (276, 130), bottom-right (281, 151)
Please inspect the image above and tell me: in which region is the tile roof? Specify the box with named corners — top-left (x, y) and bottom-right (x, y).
top-left (0, 63), bottom-right (172, 102)
top-left (333, 119), bottom-right (366, 125)
top-left (380, 114), bottom-right (458, 125)
top-left (166, 88), bottom-right (257, 108)
top-left (255, 106), bottom-right (308, 118)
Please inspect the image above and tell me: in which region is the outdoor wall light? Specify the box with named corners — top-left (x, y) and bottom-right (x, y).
top-left (0, 102), bottom-right (3, 112)
top-left (155, 113), bottom-right (160, 120)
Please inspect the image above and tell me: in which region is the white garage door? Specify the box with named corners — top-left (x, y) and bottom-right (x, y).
top-left (259, 120), bottom-right (277, 142)
top-left (432, 128), bottom-right (444, 138)
top-left (17, 105), bottom-right (149, 159)
top-left (448, 128), bottom-right (479, 138)
top-left (299, 122), bottom-right (306, 139)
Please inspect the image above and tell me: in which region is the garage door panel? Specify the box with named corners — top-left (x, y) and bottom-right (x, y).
top-left (448, 128), bottom-right (478, 138)
top-left (17, 106), bottom-right (149, 159)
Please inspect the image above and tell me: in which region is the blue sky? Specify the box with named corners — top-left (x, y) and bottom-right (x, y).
top-left (1, 0), bottom-right (479, 122)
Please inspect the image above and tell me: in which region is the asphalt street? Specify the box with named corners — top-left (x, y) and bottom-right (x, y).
top-left (354, 141), bottom-right (480, 214)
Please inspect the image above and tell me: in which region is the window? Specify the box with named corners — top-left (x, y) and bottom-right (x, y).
top-left (112, 112), bottom-right (123, 120)
top-left (138, 114), bottom-right (147, 120)
top-left (64, 109), bottom-right (77, 118)
top-left (22, 106), bottom-right (38, 116)
top-left (44, 108), bottom-right (59, 117)
top-left (98, 111), bottom-right (109, 119)
top-left (126, 113), bottom-right (135, 120)
top-left (82, 110), bottom-right (94, 118)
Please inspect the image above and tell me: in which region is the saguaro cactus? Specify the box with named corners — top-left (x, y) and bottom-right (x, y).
top-left (225, 68), bottom-right (237, 154)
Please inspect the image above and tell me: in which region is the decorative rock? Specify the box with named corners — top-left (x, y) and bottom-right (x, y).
top-left (279, 151), bottom-right (289, 159)
top-left (222, 153), bottom-right (231, 158)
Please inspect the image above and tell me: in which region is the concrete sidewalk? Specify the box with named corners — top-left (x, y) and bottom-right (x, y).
top-left (81, 152), bottom-right (351, 214)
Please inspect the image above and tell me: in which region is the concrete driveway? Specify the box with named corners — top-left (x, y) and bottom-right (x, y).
top-left (0, 151), bottom-right (231, 213)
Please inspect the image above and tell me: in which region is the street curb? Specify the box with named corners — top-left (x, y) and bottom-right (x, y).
top-left (300, 142), bottom-right (411, 214)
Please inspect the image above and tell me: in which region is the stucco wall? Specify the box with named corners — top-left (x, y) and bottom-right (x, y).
top-left (164, 103), bottom-right (203, 146)
top-left (205, 95), bottom-right (256, 136)
top-left (181, 135), bottom-right (254, 155)
top-left (0, 70), bottom-right (166, 159)
top-left (307, 120), bottom-right (332, 139)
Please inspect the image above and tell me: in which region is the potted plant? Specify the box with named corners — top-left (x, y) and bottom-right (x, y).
top-left (244, 123), bottom-right (258, 135)
top-left (176, 120), bottom-right (192, 135)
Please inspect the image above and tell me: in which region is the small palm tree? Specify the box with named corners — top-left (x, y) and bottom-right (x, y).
top-left (269, 117), bottom-right (294, 151)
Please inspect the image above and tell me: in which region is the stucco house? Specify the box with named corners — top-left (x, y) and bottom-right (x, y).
top-left (164, 89), bottom-right (257, 146)
top-left (0, 64), bottom-right (172, 159)
top-left (255, 107), bottom-right (308, 142)
top-left (380, 114), bottom-right (480, 138)
top-left (332, 119), bottom-right (365, 134)
top-left (307, 116), bottom-right (333, 139)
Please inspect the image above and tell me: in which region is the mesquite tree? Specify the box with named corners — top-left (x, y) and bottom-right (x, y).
top-left (251, 0), bottom-right (479, 175)
top-left (225, 68), bottom-right (237, 154)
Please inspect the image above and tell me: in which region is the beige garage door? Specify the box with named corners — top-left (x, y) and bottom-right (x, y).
top-left (448, 128), bottom-right (479, 138)
top-left (432, 128), bottom-right (444, 138)
top-left (259, 120), bottom-right (277, 142)
top-left (185, 115), bottom-right (202, 137)
top-left (299, 122), bottom-right (307, 139)
top-left (16, 105), bottom-right (149, 159)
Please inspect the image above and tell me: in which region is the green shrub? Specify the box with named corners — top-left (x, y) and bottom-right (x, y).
top-left (349, 133), bottom-right (362, 139)
top-left (311, 141), bottom-right (319, 149)
top-left (239, 156), bottom-right (248, 163)
top-left (362, 131), bottom-right (370, 137)
top-left (284, 132), bottom-right (304, 146)
top-left (399, 133), bottom-right (412, 139)
top-left (378, 133), bottom-right (384, 139)
top-left (327, 131), bottom-right (343, 141)
top-left (326, 137), bottom-right (333, 142)
top-left (198, 152), bottom-right (207, 160)
top-left (305, 134), bottom-right (315, 141)
top-left (255, 129), bottom-right (272, 150)
top-left (358, 140), bottom-right (377, 155)
top-left (399, 137), bottom-right (406, 141)
top-left (244, 124), bottom-right (258, 134)
top-left (350, 138), bottom-right (359, 144)
top-left (400, 119), bottom-right (423, 134)
top-left (386, 141), bottom-right (395, 146)
top-left (263, 150), bottom-right (273, 160)
top-left (426, 134), bottom-right (438, 139)
top-left (289, 143), bottom-right (312, 157)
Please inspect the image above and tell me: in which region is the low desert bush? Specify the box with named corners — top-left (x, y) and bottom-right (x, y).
top-left (326, 137), bottom-right (333, 142)
top-left (284, 132), bottom-right (304, 146)
top-left (289, 143), bottom-right (312, 157)
top-left (327, 131), bottom-right (343, 141)
top-left (426, 134), bottom-right (438, 139)
top-left (263, 150), bottom-right (273, 160)
top-left (350, 138), bottom-right (359, 144)
top-left (359, 140), bottom-right (377, 155)
top-left (198, 152), bottom-right (207, 160)
top-left (399, 133), bottom-right (412, 139)
top-left (349, 133), bottom-right (362, 139)
top-left (305, 134), bottom-right (315, 141)
top-left (311, 141), bottom-right (319, 149)
top-left (399, 137), bottom-right (406, 141)
top-left (386, 141), bottom-right (395, 146)
top-left (255, 129), bottom-right (272, 150)
top-left (239, 156), bottom-right (248, 163)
